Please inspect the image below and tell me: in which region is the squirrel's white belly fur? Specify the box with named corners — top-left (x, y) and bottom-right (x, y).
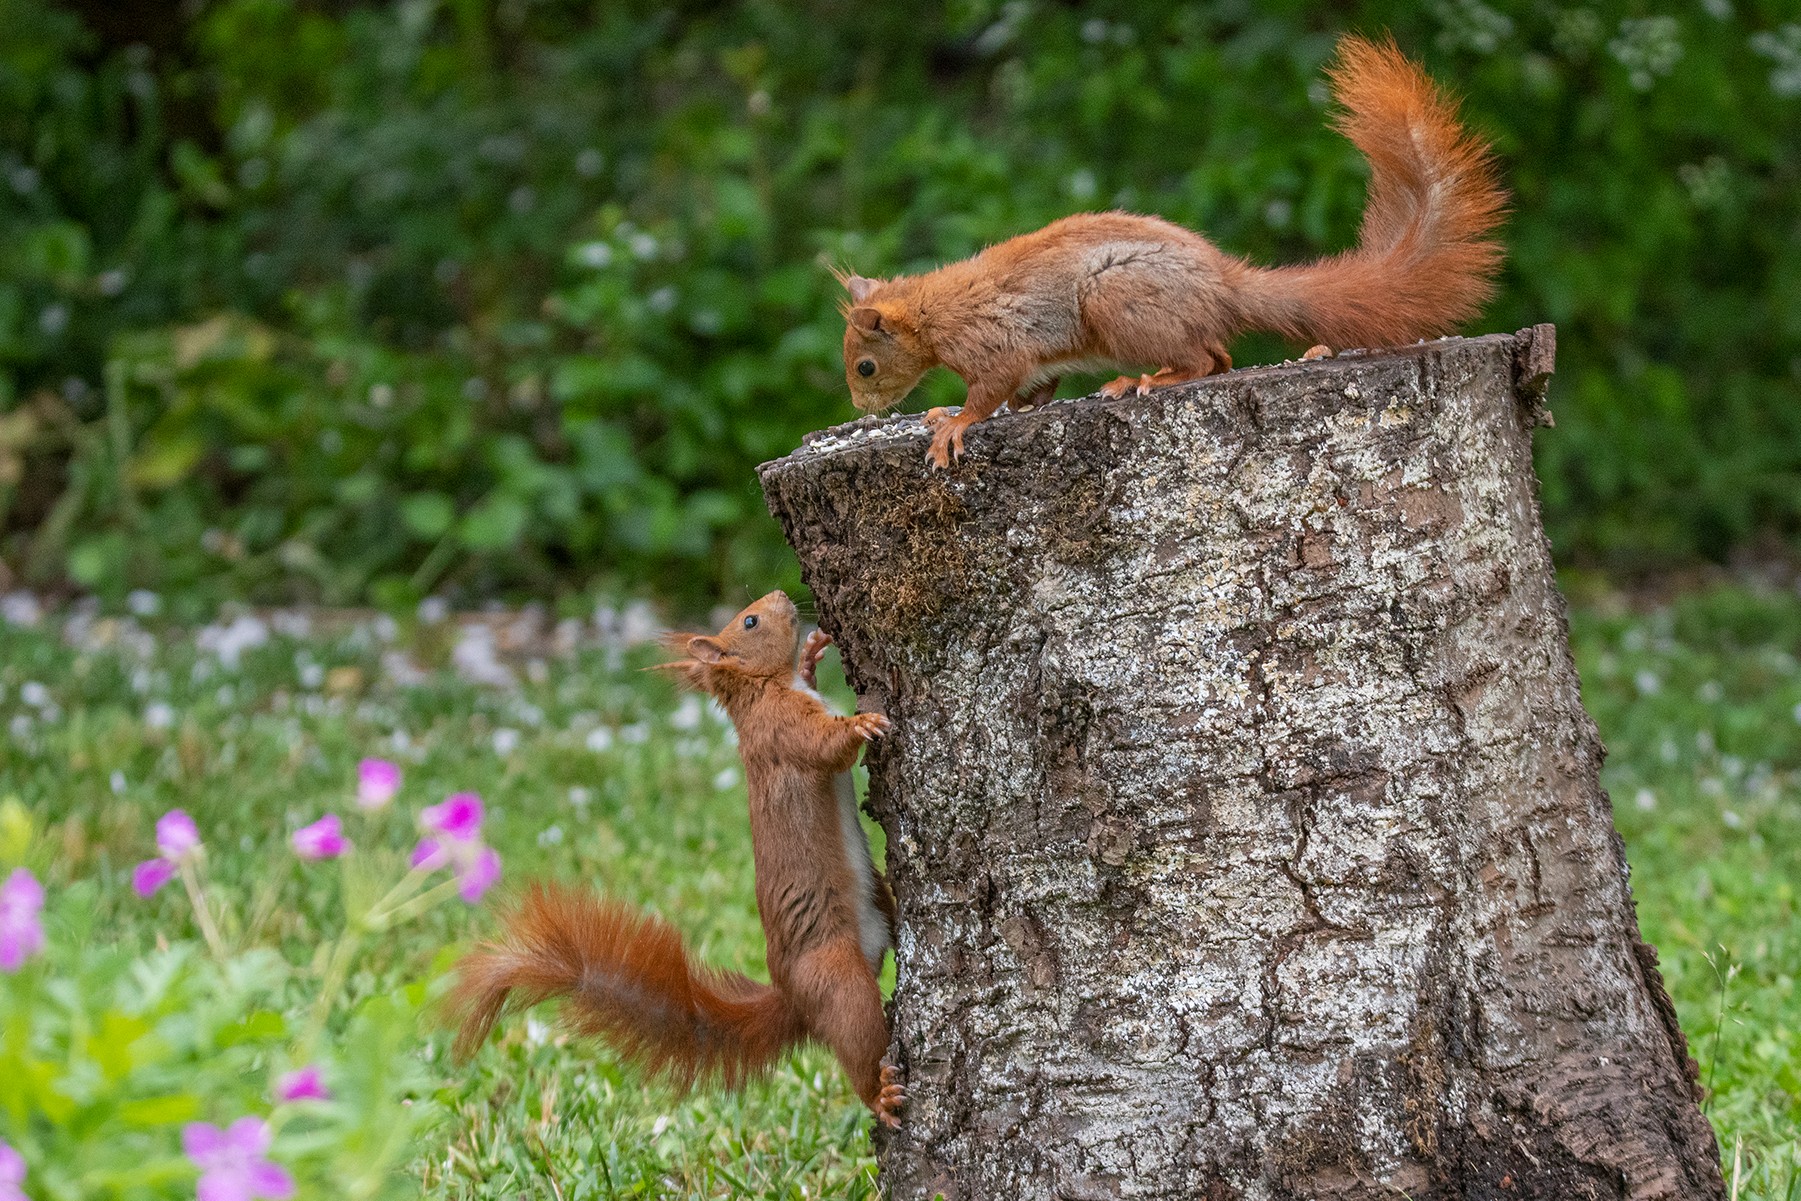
top-left (796, 674), bottom-right (892, 972)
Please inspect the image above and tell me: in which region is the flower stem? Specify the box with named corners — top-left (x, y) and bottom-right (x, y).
top-left (368, 874), bottom-right (465, 929)
top-left (178, 859), bottom-right (227, 960)
top-left (362, 867), bottom-right (430, 925)
top-left (298, 928), bottom-right (362, 1058)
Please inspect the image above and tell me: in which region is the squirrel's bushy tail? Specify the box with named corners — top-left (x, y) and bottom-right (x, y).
top-left (1234, 36), bottom-right (1505, 350)
top-left (446, 882), bottom-right (802, 1090)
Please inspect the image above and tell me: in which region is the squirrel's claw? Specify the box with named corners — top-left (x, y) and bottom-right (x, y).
top-left (922, 407), bottom-right (966, 469)
top-left (851, 712), bottom-right (892, 740)
top-left (927, 428), bottom-right (964, 469)
top-left (1099, 371), bottom-right (1159, 399)
top-left (874, 1062), bottom-right (907, 1128)
top-left (799, 630), bottom-right (832, 689)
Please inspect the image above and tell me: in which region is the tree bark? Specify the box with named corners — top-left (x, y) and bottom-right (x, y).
top-left (758, 329), bottom-right (1723, 1201)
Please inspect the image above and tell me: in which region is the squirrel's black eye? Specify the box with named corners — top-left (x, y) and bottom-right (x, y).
top-left (743, 614), bottom-right (759, 630)
top-left (856, 359), bottom-right (876, 378)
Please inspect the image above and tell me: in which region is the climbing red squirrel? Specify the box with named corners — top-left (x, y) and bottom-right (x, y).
top-left (838, 36), bottom-right (1506, 467)
top-left (446, 591), bottom-right (906, 1127)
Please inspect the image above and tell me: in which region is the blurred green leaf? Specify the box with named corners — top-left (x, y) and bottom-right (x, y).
top-left (67, 533), bottom-right (128, 590)
top-left (458, 493), bottom-right (527, 551)
top-left (119, 1094), bottom-right (202, 1127)
top-left (400, 492), bottom-right (456, 539)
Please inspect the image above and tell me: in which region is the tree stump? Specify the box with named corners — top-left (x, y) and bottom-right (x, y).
top-left (757, 329), bottom-right (1723, 1201)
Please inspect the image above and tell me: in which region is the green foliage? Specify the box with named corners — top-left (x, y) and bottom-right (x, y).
top-left (2, 1), bottom-right (1799, 603)
top-left (0, 880), bottom-right (439, 1201)
top-left (0, 603), bottom-right (889, 1196)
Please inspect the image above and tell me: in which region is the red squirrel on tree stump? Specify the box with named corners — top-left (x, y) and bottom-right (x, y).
top-left (838, 36), bottom-right (1507, 467)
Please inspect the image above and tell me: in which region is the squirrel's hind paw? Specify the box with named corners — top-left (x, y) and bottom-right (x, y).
top-left (1099, 372), bottom-right (1158, 399)
top-left (874, 1062), bottom-right (907, 1129)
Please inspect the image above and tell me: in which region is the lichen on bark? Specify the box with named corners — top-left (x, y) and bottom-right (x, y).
top-left (760, 329), bottom-right (1723, 1201)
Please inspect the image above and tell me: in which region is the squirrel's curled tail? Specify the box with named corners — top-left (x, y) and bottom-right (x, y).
top-left (446, 882), bottom-right (802, 1090)
top-left (1235, 36), bottom-right (1506, 349)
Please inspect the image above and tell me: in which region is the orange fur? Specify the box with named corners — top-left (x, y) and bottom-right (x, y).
top-left (448, 592), bottom-right (906, 1126)
top-left (446, 882), bottom-right (801, 1090)
top-left (839, 35), bottom-right (1506, 467)
top-left (1234, 36), bottom-right (1506, 350)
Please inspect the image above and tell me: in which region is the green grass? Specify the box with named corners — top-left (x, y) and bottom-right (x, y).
top-left (2, 583), bottom-right (1798, 1197)
top-left (0, 605), bottom-right (881, 1199)
top-left (1566, 582), bottom-right (1801, 1196)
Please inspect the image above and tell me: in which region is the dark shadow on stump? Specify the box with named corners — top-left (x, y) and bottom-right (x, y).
top-left (759, 329), bottom-right (1723, 1201)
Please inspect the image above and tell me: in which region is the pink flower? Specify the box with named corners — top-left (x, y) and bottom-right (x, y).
top-left (290, 814), bottom-right (348, 861)
top-left (412, 794), bottom-right (500, 903)
top-left (356, 759), bottom-right (401, 810)
top-left (0, 1138), bottom-right (25, 1201)
top-left (409, 837), bottom-right (447, 872)
top-left (0, 868), bottom-right (45, 971)
top-left (419, 792), bottom-right (483, 842)
top-left (274, 1066), bottom-right (330, 1103)
top-left (410, 838), bottom-right (503, 903)
top-left (182, 1118), bottom-right (293, 1201)
top-left (134, 808), bottom-right (203, 898)
top-left (457, 846), bottom-right (502, 903)
top-left (156, 810), bottom-right (201, 860)
top-left (133, 858), bottom-right (177, 898)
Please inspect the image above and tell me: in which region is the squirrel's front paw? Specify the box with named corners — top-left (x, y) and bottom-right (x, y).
top-left (850, 712), bottom-right (892, 741)
top-left (799, 630), bottom-right (833, 689)
top-left (921, 408), bottom-right (967, 469)
top-left (927, 424), bottom-right (967, 468)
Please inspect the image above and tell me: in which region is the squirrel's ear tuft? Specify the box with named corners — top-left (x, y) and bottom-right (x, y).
top-left (688, 636), bottom-right (727, 664)
top-left (845, 274), bottom-right (878, 304)
top-left (848, 306), bottom-right (885, 333)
